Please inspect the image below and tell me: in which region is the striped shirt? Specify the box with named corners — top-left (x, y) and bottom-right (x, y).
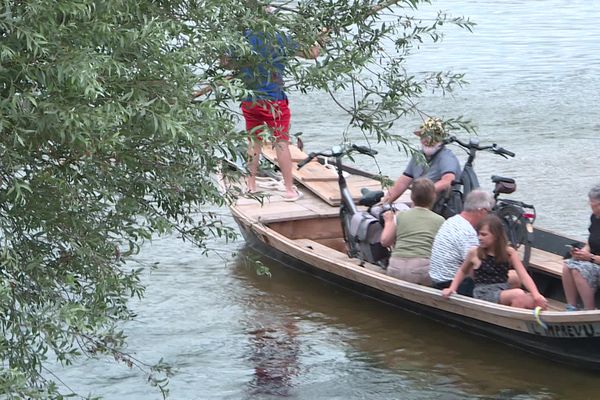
top-left (429, 214), bottom-right (479, 283)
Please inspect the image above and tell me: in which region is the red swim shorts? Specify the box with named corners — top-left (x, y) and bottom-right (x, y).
top-left (241, 99), bottom-right (291, 142)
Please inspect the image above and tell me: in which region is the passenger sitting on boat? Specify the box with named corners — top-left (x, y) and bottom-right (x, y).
top-left (562, 184), bottom-right (600, 310)
top-left (380, 178), bottom-right (445, 286)
top-left (428, 190), bottom-right (495, 296)
top-left (382, 117), bottom-right (461, 208)
top-left (442, 215), bottom-right (548, 310)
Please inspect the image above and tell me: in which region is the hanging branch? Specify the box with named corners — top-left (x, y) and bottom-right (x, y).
top-left (191, 0), bottom-right (407, 100)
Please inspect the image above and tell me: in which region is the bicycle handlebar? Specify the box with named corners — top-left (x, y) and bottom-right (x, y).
top-left (444, 136), bottom-right (515, 158)
top-left (496, 147), bottom-right (515, 157)
top-left (297, 144), bottom-right (378, 169)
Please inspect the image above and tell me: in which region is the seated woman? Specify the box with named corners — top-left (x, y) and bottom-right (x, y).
top-left (562, 184), bottom-right (600, 310)
top-left (442, 214), bottom-right (547, 309)
top-left (380, 178), bottom-right (445, 285)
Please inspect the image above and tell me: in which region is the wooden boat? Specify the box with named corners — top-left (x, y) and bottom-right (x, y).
top-left (227, 144), bottom-right (600, 371)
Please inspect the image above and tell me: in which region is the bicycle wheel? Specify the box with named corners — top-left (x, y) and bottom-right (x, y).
top-left (494, 204), bottom-right (528, 249)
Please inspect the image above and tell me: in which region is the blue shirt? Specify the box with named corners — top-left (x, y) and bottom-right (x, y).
top-left (240, 30), bottom-right (296, 101)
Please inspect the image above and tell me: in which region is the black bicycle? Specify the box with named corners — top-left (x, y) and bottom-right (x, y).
top-left (438, 136), bottom-right (536, 266)
top-left (298, 144), bottom-right (392, 268)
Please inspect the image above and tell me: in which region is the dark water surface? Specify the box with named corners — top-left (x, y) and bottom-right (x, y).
top-left (62, 1), bottom-right (600, 398)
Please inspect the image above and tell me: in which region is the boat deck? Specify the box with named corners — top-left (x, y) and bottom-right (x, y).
top-left (229, 147), bottom-right (600, 369)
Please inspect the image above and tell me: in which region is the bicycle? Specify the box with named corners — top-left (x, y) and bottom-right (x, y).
top-left (437, 136), bottom-right (536, 266)
top-left (297, 144), bottom-right (392, 268)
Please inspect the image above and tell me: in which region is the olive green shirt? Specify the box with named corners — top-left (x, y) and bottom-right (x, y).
top-left (391, 207), bottom-right (445, 259)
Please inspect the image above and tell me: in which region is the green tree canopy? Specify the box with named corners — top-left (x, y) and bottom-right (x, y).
top-left (0, 0), bottom-right (473, 397)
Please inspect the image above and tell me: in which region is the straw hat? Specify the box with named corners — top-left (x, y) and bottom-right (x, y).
top-left (413, 117), bottom-right (447, 143)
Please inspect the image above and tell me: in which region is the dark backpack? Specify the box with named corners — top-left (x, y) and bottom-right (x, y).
top-left (433, 186), bottom-right (463, 219)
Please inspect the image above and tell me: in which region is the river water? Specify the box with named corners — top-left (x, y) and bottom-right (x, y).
top-left (62, 1), bottom-right (600, 399)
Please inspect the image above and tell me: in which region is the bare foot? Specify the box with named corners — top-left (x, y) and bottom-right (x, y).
top-left (282, 189), bottom-right (303, 202)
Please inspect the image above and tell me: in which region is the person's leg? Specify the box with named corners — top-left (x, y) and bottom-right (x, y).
top-left (269, 100), bottom-right (297, 199)
top-left (572, 269), bottom-right (597, 310)
top-left (241, 101), bottom-right (265, 193)
top-left (562, 264), bottom-right (579, 308)
top-left (273, 140), bottom-right (297, 199)
top-left (432, 280), bottom-right (451, 290)
top-left (499, 288), bottom-right (533, 308)
top-left (510, 292), bottom-right (536, 309)
top-left (246, 139), bottom-right (262, 192)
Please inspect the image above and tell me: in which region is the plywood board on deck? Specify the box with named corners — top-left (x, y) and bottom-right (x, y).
top-left (262, 143), bottom-right (307, 162)
top-left (295, 161), bottom-right (337, 181)
top-left (234, 187), bottom-right (339, 223)
top-left (261, 144), bottom-right (393, 206)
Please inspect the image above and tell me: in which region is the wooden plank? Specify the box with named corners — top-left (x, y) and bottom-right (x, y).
top-left (262, 143), bottom-right (307, 162)
top-left (234, 187), bottom-right (340, 223)
top-left (313, 237), bottom-right (348, 254)
top-left (270, 218), bottom-right (343, 240)
top-left (522, 247), bottom-right (565, 278)
top-left (296, 161), bottom-right (338, 181)
top-left (547, 298), bottom-right (566, 312)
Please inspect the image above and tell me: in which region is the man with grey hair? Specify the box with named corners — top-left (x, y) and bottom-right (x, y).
top-left (429, 189), bottom-right (495, 294)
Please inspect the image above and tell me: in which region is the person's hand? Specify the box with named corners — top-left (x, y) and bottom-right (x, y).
top-left (382, 210), bottom-right (395, 223)
top-left (572, 248), bottom-right (590, 261)
top-left (381, 192), bottom-right (390, 205)
top-left (533, 293), bottom-right (548, 310)
top-left (442, 288), bottom-right (455, 299)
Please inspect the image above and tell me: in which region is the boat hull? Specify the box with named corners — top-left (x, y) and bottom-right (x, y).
top-left (234, 214), bottom-right (600, 371)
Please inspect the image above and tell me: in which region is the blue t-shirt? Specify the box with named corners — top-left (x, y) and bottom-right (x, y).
top-left (240, 30), bottom-right (296, 101)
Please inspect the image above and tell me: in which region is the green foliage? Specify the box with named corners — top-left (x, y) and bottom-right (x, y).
top-left (0, 0), bottom-right (474, 397)
top-left (195, 0), bottom-right (475, 149)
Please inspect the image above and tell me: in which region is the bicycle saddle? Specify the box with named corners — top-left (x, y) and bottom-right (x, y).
top-left (491, 175), bottom-right (515, 184)
top-left (359, 188), bottom-right (384, 207)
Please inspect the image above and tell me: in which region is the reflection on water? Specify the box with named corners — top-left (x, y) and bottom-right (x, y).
top-left (246, 322), bottom-right (300, 397)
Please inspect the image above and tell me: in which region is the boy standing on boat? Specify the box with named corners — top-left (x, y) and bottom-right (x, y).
top-left (222, 7), bottom-right (321, 201)
top-left (382, 117), bottom-right (461, 210)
